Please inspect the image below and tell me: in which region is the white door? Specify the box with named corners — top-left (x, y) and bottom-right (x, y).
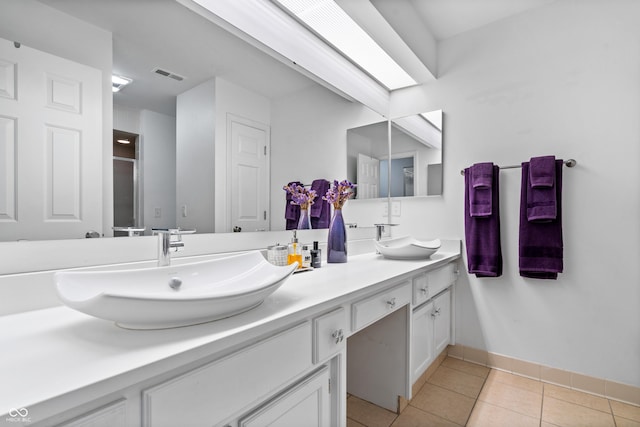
top-left (228, 114), bottom-right (269, 232)
top-left (356, 153), bottom-right (379, 199)
top-left (0, 37), bottom-right (102, 241)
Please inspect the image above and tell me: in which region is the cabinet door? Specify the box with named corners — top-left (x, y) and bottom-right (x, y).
top-left (239, 366), bottom-right (331, 427)
top-left (411, 301), bottom-right (435, 383)
top-left (433, 289), bottom-right (451, 356)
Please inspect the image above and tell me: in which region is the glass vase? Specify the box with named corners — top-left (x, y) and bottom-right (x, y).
top-left (297, 208), bottom-right (311, 230)
top-left (327, 208), bottom-right (347, 263)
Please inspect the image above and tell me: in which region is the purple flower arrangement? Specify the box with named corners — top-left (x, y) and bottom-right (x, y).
top-left (283, 183), bottom-right (317, 210)
top-left (323, 180), bottom-right (356, 209)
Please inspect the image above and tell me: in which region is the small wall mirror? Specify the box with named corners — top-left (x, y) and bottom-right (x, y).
top-left (346, 110), bottom-right (443, 199)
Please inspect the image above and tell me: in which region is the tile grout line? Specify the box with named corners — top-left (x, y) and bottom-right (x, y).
top-left (463, 369), bottom-right (491, 426)
top-left (609, 398), bottom-right (618, 427)
top-left (540, 383), bottom-right (545, 427)
top-left (406, 381), bottom-right (474, 426)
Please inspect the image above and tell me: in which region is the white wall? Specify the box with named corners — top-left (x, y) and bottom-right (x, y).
top-left (140, 110), bottom-right (177, 231)
top-left (390, 0), bottom-right (640, 387)
top-left (270, 85), bottom-right (388, 230)
top-left (176, 79), bottom-right (216, 233)
top-left (113, 104), bottom-right (141, 134)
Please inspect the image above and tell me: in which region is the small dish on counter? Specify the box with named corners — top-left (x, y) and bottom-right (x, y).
top-left (374, 236), bottom-right (441, 260)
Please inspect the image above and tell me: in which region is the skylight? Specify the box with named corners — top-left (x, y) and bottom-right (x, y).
top-left (274, 0), bottom-right (417, 91)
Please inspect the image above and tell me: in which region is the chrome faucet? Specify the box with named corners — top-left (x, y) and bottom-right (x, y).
top-left (373, 223), bottom-right (398, 253)
top-left (152, 228), bottom-right (196, 267)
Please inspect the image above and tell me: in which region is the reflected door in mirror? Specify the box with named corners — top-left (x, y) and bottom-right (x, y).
top-left (0, 38), bottom-right (102, 241)
top-left (229, 115), bottom-right (270, 232)
top-left (356, 153), bottom-right (380, 199)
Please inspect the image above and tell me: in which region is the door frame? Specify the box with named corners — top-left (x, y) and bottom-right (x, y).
top-left (112, 156), bottom-right (139, 230)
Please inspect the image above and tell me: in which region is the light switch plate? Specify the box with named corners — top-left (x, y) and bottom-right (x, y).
top-left (391, 201), bottom-right (401, 216)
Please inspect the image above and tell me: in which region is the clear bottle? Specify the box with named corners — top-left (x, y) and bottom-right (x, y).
top-left (287, 230), bottom-right (302, 268)
top-left (301, 245), bottom-right (312, 268)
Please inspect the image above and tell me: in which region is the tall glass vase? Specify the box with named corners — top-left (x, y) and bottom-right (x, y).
top-left (297, 208), bottom-right (311, 230)
top-left (327, 208), bottom-right (347, 263)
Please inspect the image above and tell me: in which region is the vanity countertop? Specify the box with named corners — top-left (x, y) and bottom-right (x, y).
top-left (0, 242), bottom-right (460, 418)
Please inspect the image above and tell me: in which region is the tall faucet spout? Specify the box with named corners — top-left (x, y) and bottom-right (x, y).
top-left (152, 228), bottom-right (195, 267)
top-left (373, 223), bottom-right (399, 253)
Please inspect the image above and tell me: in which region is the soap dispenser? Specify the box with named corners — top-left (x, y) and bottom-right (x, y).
top-left (287, 230), bottom-right (302, 268)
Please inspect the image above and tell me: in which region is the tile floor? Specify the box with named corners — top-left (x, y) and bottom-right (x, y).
top-left (347, 357), bottom-right (640, 427)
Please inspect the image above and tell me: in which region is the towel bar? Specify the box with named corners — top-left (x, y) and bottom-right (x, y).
top-left (460, 159), bottom-right (576, 175)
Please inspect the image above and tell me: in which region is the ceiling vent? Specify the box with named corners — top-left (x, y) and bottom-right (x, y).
top-left (152, 68), bottom-right (185, 82)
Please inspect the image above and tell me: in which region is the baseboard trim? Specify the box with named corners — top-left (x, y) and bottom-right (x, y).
top-left (447, 344), bottom-right (640, 406)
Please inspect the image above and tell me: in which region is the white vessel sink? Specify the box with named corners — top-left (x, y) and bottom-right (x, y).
top-left (374, 236), bottom-right (441, 260)
top-left (54, 251), bottom-right (298, 329)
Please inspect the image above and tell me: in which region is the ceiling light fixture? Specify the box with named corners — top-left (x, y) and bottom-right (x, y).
top-left (274, 0), bottom-right (416, 90)
top-left (117, 139), bottom-right (131, 144)
top-left (112, 75), bottom-right (132, 93)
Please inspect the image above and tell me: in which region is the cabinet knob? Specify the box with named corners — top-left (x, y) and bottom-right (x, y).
top-left (420, 287), bottom-right (428, 295)
top-left (386, 297), bottom-right (396, 309)
top-left (331, 329), bottom-right (344, 344)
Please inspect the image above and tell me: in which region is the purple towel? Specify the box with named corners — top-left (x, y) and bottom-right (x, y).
top-left (285, 181), bottom-right (301, 230)
top-left (519, 160), bottom-right (563, 279)
top-left (464, 165), bottom-right (502, 277)
top-left (310, 179), bottom-right (331, 229)
top-left (469, 162), bottom-right (494, 217)
top-left (527, 155), bottom-right (557, 221)
top-left (530, 156), bottom-right (555, 187)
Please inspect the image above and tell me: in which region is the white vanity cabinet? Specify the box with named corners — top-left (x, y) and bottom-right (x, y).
top-left (2, 249), bottom-right (461, 427)
top-left (411, 287), bottom-right (452, 384)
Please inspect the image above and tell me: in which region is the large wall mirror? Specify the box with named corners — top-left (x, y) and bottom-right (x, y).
top-left (347, 110), bottom-right (443, 200)
top-left (0, 0), bottom-right (442, 243)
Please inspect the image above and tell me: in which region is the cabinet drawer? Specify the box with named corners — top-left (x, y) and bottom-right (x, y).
top-left (313, 307), bottom-right (347, 363)
top-left (427, 263), bottom-right (456, 298)
top-left (142, 322), bottom-right (312, 427)
top-left (412, 273), bottom-right (429, 306)
top-left (351, 281), bottom-right (411, 332)
top-left (58, 399), bottom-right (127, 427)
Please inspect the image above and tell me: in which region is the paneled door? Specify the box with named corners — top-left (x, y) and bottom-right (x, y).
top-left (228, 114), bottom-right (269, 232)
top-left (356, 153), bottom-right (380, 199)
top-left (0, 37), bottom-right (102, 241)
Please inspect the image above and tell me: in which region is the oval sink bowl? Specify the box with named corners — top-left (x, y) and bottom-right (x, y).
top-left (375, 236), bottom-right (441, 260)
top-left (54, 251), bottom-right (298, 329)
